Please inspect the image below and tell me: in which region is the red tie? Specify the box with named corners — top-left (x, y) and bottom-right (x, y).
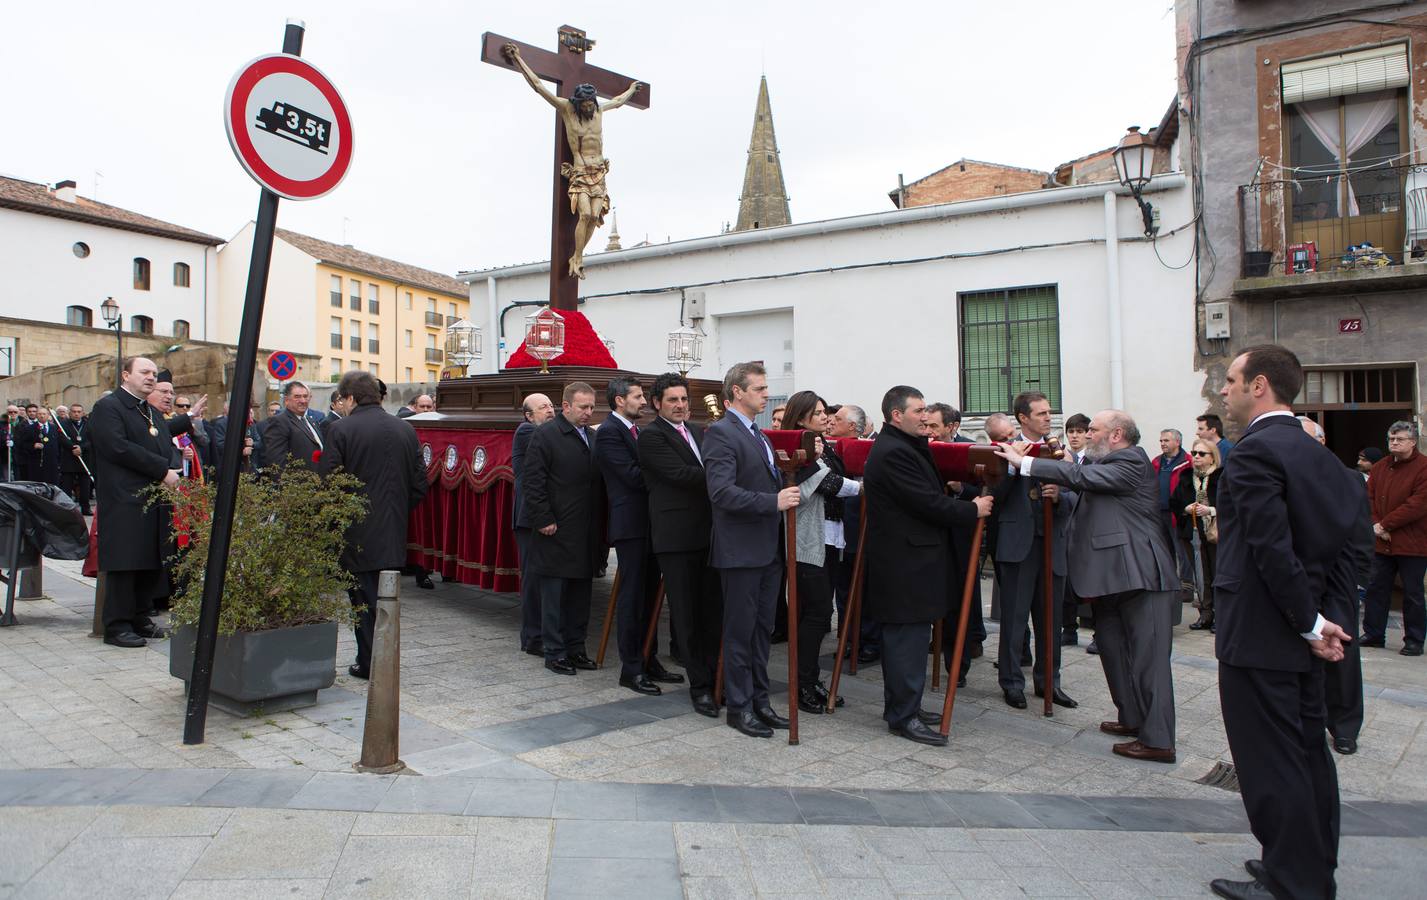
top-left (629, 424), bottom-right (638, 439)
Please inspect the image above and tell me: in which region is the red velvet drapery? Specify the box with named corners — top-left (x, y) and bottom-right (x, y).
top-left (406, 428), bottom-right (520, 592)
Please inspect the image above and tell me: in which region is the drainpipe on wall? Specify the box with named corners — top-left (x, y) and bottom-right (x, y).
top-left (1103, 192), bottom-right (1125, 409)
top-left (486, 275), bottom-right (499, 373)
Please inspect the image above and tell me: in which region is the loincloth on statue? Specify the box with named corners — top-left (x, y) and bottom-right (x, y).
top-left (561, 159), bottom-right (611, 224)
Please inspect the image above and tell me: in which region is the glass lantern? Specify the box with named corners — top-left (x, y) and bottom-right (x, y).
top-left (666, 326), bottom-right (703, 375)
top-left (443, 318), bottom-right (482, 373)
top-left (1112, 125), bottom-right (1154, 191)
top-left (524, 306), bottom-right (566, 373)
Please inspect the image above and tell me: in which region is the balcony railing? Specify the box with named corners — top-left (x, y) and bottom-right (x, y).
top-left (425, 311), bottom-right (443, 327)
top-left (1238, 163), bottom-right (1427, 278)
top-left (425, 348), bottom-right (443, 363)
top-left (446, 314), bottom-right (459, 326)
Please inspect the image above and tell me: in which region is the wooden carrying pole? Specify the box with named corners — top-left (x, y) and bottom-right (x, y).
top-left (640, 578), bottom-right (666, 662)
top-left (826, 502), bottom-right (868, 713)
top-left (940, 478), bottom-right (989, 736)
top-left (594, 568), bottom-right (623, 668)
top-left (1039, 436), bottom-right (1063, 718)
top-left (771, 434), bottom-right (813, 747)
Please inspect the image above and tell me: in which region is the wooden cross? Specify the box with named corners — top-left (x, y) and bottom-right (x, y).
top-left (481, 26), bottom-right (651, 311)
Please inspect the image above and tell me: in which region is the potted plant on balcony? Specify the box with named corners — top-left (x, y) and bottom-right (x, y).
top-left (160, 466), bottom-right (367, 715)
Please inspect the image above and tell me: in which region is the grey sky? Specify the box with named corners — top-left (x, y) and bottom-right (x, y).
top-left (3, 1), bottom-right (1177, 278)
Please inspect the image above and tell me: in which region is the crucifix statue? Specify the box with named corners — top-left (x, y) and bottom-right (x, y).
top-left (481, 26), bottom-right (650, 306)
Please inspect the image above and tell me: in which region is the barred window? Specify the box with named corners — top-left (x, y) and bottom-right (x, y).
top-left (958, 285), bottom-right (1061, 416)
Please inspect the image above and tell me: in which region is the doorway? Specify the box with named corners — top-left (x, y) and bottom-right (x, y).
top-left (1296, 365), bottom-right (1417, 467)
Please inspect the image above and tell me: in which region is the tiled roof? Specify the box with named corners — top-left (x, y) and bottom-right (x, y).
top-left (275, 228), bottom-right (468, 298)
top-left (0, 175), bottom-right (223, 245)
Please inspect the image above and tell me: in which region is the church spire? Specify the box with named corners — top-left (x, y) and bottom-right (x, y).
top-left (734, 76), bottom-right (791, 231)
top-left (604, 208), bottom-right (623, 251)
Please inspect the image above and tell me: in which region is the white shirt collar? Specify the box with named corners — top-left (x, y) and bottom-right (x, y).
top-left (609, 411), bottom-right (634, 430)
top-left (1248, 409), bottom-right (1296, 429)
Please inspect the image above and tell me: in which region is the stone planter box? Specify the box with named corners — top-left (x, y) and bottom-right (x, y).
top-left (169, 621), bottom-right (337, 716)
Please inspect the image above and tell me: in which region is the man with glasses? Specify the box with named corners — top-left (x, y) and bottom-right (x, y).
top-left (1363, 421), bottom-right (1427, 657)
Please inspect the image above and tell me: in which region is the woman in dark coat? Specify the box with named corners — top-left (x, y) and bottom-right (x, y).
top-left (1171, 438), bottom-right (1222, 630)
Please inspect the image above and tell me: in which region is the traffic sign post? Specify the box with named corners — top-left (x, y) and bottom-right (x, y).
top-left (185, 20), bottom-right (353, 746)
top-left (267, 350), bottom-right (298, 381)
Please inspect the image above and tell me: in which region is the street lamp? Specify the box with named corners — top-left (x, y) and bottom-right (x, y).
top-left (99, 296), bottom-right (122, 387)
top-left (443, 318), bottom-right (482, 375)
top-left (523, 306), bottom-right (565, 374)
top-left (666, 325), bottom-right (703, 375)
top-left (1112, 125), bottom-right (1159, 237)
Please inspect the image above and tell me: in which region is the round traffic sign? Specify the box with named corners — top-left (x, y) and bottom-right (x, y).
top-left (225, 53), bottom-right (353, 200)
top-left (267, 350), bottom-right (298, 381)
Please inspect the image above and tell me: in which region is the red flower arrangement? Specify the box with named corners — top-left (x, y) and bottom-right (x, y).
top-left (505, 309), bottom-right (618, 369)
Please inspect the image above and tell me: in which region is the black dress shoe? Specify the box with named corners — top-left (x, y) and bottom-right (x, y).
top-left (811, 681), bottom-right (844, 708)
top-left (103, 631), bottom-right (146, 648)
top-left (1332, 735), bottom-right (1358, 755)
top-left (770, 629), bottom-right (788, 644)
top-left (754, 706), bottom-right (790, 729)
top-left (797, 687), bottom-right (825, 714)
top-left (646, 659), bottom-right (685, 684)
top-left (857, 647), bottom-right (880, 664)
top-left (1209, 878), bottom-right (1275, 900)
top-left (545, 658), bottom-right (576, 676)
top-left (619, 673), bottom-right (661, 695)
top-left (1189, 614), bottom-right (1214, 630)
top-left (347, 664), bottom-right (369, 680)
top-left (1359, 637), bottom-right (1386, 648)
top-left (1244, 860), bottom-right (1267, 883)
top-left (567, 653), bottom-right (598, 670)
top-left (1060, 631), bottom-right (1078, 647)
top-left (135, 623), bottom-right (168, 639)
top-left (1401, 642), bottom-right (1424, 657)
top-left (916, 709), bottom-right (942, 727)
top-left (523, 641), bottom-right (544, 657)
top-left (1086, 639), bottom-right (1100, 655)
top-left (691, 693), bottom-right (719, 718)
top-left (1034, 687), bottom-right (1079, 709)
top-left (728, 709), bottom-right (773, 738)
top-left (1003, 689), bottom-right (1027, 709)
top-left (889, 718), bottom-right (948, 747)
top-left (416, 574), bottom-right (435, 590)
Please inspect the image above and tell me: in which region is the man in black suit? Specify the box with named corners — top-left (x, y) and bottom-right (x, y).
top-left (58, 403), bottom-right (93, 513)
top-left (703, 362), bottom-right (801, 738)
top-left (19, 407), bottom-right (62, 486)
top-left (262, 381), bottom-right (324, 473)
top-left (319, 371), bottom-right (427, 678)
top-left (209, 402), bottom-right (259, 478)
top-left (595, 377), bottom-right (684, 696)
top-left (321, 393), bottom-right (351, 436)
top-left (523, 381), bottom-right (604, 676)
top-left (513, 392), bottom-right (554, 655)
top-left (865, 386), bottom-right (991, 746)
top-left (89, 357), bottom-right (183, 647)
top-left (1210, 344), bottom-right (1357, 900)
top-left (639, 373), bottom-right (722, 717)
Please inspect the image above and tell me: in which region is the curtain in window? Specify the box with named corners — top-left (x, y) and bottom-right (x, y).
top-left (1292, 94), bottom-right (1397, 215)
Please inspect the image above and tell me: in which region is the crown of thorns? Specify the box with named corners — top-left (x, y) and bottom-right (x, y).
top-left (571, 83), bottom-right (597, 103)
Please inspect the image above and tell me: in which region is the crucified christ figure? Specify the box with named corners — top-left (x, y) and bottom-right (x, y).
top-left (504, 42), bottom-right (642, 279)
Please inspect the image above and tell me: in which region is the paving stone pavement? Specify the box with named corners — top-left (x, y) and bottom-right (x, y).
top-left (1, 560), bottom-right (1425, 896)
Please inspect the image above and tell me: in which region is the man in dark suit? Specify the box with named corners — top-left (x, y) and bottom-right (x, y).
top-left (89, 357), bottom-right (184, 647)
top-left (1210, 344), bottom-right (1357, 900)
top-left (595, 377), bottom-right (683, 696)
top-left (703, 362), bottom-right (801, 739)
top-left (998, 410), bottom-right (1180, 761)
top-left (262, 381), bottom-right (324, 473)
top-left (523, 381), bottom-right (604, 676)
top-left (639, 373), bottom-right (721, 716)
top-left (865, 386), bottom-right (991, 746)
top-left (321, 394), bottom-right (351, 436)
top-left (209, 402), bottom-right (259, 478)
top-left (991, 391), bottom-right (1076, 711)
top-left (18, 407), bottom-right (62, 486)
top-left (512, 392), bottom-right (554, 656)
top-left (319, 371), bottom-right (427, 678)
top-left (58, 403), bottom-right (93, 513)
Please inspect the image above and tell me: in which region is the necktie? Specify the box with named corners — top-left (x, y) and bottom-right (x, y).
top-left (629, 423), bottom-right (638, 439)
top-left (677, 422), bottom-right (700, 461)
top-left (300, 413), bottom-right (323, 450)
top-left (751, 422), bottom-right (776, 476)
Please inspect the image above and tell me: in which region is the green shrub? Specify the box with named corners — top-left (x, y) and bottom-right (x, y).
top-left (154, 467), bottom-right (368, 635)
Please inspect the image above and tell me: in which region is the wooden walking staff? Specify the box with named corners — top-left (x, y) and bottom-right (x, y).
top-left (826, 437), bottom-right (874, 712)
top-left (940, 446), bottom-right (1012, 737)
top-left (640, 578), bottom-right (666, 661)
top-left (1038, 434), bottom-right (1066, 718)
top-left (594, 568), bottom-right (622, 668)
top-left (766, 428), bottom-right (816, 746)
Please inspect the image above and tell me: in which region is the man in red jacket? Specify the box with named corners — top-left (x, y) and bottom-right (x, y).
top-left (1363, 421), bottom-right (1427, 657)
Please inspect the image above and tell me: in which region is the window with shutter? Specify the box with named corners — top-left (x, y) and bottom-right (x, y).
top-left (959, 286), bottom-right (1061, 416)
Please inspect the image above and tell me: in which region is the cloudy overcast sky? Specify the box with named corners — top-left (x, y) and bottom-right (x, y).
top-left (2, 1), bottom-right (1178, 277)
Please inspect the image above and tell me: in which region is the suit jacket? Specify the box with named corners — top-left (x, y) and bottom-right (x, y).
top-left (1214, 414), bottom-right (1360, 672)
top-left (1324, 483), bottom-right (1374, 636)
top-left (262, 409), bottom-right (323, 472)
top-left (991, 442), bottom-right (1073, 573)
top-left (319, 403), bottom-right (426, 572)
top-left (511, 421), bottom-right (537, 530)
top-left (17, 420), bottom-right (61, 484)
top-left (594, 416), bottom-right (649, 542)
top-left (90, 390), bottom-right (187, 571)
top-left (638, 416), bottom-right (711, 554)
top-left (56, 417), bottom-right (88, 474)
top-left (703, 411), bottom-right (782, 569)
top-left (863, 425), bottom-right (978, 623)
top-left (522, 414), bottom-right (603, 579)
top-left (321, 410), bottom-right (343, 436)
top-left (1029, 447), bottom-right (1177, 598)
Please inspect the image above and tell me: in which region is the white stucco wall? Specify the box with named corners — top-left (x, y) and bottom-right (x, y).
top-left (215, 222), bottom-right (319, 359)
top-left (0, 207), bottom-right (217, 338)
top-left (470, 178), bottom-right (1203, 446)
